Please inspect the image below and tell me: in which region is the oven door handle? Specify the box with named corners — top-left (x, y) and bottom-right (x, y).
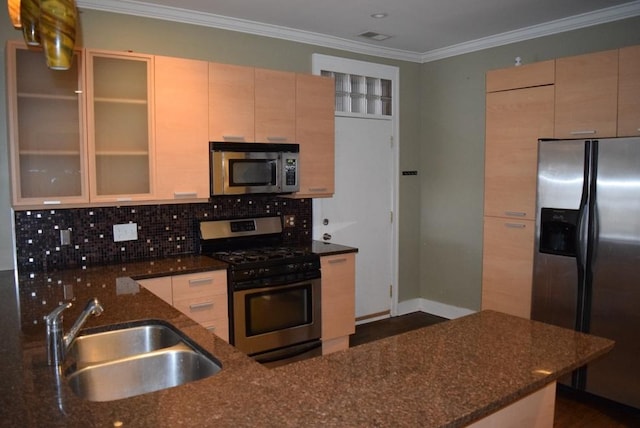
top-left (252, 340), bottom-right (322, 365)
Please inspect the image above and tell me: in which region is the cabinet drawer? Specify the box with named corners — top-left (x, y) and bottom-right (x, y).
top-left (172, 270), bottom-right (226, 299)
top-left (173, 294), bottom-right (228, 325)
top-left (202, 319), bottom-right (230, 342)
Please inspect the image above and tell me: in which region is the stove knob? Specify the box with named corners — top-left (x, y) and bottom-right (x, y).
top-left (248, 269), bottom-right (256, 277)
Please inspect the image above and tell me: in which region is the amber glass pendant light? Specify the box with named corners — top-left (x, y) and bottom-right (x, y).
top-left (39, 0), bottom-right (77, 70)
top-left (7, 0), bottom-right (21, 28)
top-left (20, 0), bottom-right (40, 46)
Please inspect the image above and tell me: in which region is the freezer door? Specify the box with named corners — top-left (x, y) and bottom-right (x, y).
top-left (532, 139), bottom-right (586, 331)
top-left (586, 137), bottom-right (640, 409)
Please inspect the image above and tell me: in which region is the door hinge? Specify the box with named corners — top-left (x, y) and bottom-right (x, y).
top-left (390, 136), bottom-right (394, 148)
top-left (389, 284), bottom-right (393, 298)
top-left (390, 211), bottom-right (393, 223)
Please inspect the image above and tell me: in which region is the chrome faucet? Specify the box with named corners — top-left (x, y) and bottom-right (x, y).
top-left (44, 298), bottom-right (104, 366)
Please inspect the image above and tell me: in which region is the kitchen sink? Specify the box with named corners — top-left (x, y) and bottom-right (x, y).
top-left (68, 322), bottom-right (185, 365)
top-left (64, 320), bottom-right (222, 402)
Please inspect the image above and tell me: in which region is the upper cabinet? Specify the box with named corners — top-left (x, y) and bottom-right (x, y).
top-left (294, 74), bottom-right (335, 198)
top-left (254, 69), bottom-right (296, 143)
top-left (554, 49), bottom-right (619, 139)
top-left (6, 41), bottom-right (89, 206)
top-left (208, 63), bottom-right (255, 142)
top-left (618, 45), bottom-right (640, 137)
top-left (486, 59), bottom-right (555, 93)
top-left (154, 56), bottom-right (209, 200)
top-left (485, 85), bottom-right (554, 219)
top-left (6, 43), bottom-right (336, 208)
top-left (86, 50), bottom-right (155, 202)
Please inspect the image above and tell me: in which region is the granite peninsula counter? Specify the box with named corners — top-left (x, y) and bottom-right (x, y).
top-left (0, 257), bottom-right (613, 427)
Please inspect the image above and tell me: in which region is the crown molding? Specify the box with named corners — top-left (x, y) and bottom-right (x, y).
top-left (420, 0), bottom-right (640, 62)
top-left (77, 0), bottom-right (640, 64)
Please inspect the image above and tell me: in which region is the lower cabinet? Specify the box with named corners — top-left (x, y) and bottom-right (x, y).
top-left (481, 217), bottom-right (535, 319)
top-left (320, 253), bottom-right (356, 355)
top-left (138, 270), bottom-right (229, 342)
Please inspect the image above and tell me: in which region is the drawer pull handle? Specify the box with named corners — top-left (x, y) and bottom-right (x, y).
top-left (189, 301), bottom-right (214, 310)
top-left (328, 257), bottom-right (347, 264)
top-left (505, 223), bottom-right (526, 229)
top-left (189, 277), bottom-right (213, 286)
top-left (174, 191), bottom-right (197, 198)
top-left (569, 130), bottom-right (596, 135)
top-left (504, 211), bottom-right (526, 217)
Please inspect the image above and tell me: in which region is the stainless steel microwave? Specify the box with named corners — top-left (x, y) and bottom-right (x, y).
top-left (210, 142), bottom-right (300, 196)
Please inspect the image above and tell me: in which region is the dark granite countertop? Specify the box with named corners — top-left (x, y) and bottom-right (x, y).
top-left (0, 254), bottom-right (613, 428)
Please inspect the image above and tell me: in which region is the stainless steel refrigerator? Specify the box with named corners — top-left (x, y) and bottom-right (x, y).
top-left (532, 137), bottom-right (640, 409)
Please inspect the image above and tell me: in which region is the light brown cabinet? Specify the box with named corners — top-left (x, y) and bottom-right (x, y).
top-left (320, 252), bottom-right (356, 355)
top-left (482, 62), bottom-right (554, 319)
top-left (481, 217), bottom-right (535, 318)
top-left (139, 270), bottom-right (229, 342)
top-left (484, 85), bottom-right (554, 219)
top-left (208, 62), bottom-right (255, 142)
top-left (154, 56), bottom-right (209, 200)
top-left (255, 69), bottom-right (296, 143)
top-left (554, 49), bottom-right (619, 139)
top-left (618, 45), bottom-right (640, 137)
top-left (294, 74), bottom-right (335, 198)
top-left (6, 41), bottom-right (89, 206)
top-left (86, 50), bottom-right (155, 202)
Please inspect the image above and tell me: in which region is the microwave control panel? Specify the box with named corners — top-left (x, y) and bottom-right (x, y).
top-left (285, 158), bottom-right (297, 186)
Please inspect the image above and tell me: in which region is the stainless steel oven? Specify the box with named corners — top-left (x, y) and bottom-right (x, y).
top-left (233, 275), bottom-right (321, 367)
top-left (200, 216), bottom-right (322, 368)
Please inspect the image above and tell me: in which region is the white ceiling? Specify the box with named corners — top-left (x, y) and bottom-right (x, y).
top-left (77, 0), bottom-right (640, 62)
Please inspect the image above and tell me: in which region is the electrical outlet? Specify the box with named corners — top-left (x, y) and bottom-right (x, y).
top-left (113, 223), bottom-right (138, 242)
top-left (284, 215), bottom-right (296, 228)
top-left (60, 229), bottom-right (71, 246)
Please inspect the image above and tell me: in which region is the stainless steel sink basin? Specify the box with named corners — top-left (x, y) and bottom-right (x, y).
top-left (68, 322), bottom-right (185, 365)
top-left (64, 320), bottom-right (222, 402)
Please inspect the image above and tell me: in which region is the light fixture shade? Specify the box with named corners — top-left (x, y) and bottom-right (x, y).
top-left (39, 0), bottom-right (77, 70)
top-left (8, 0), bottom-right (21, 28)
top-left (20, 0), bottom-right (40, 46)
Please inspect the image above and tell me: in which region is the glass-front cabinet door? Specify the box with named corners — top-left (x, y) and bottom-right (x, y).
top-left (86, 51), bottom-right (155, 201)
top-left (6, 41), bottom-right (88, 206)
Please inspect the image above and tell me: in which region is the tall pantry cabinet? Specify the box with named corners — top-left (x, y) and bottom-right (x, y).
top-left (482, 60), bottom-right (555, 319)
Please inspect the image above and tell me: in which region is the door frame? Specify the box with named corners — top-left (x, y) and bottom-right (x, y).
top-left (311, 54), bottom-right (400, 318)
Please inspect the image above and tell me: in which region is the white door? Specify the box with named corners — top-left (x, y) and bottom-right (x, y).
top-left (314, 116), bottom-right (394, 320)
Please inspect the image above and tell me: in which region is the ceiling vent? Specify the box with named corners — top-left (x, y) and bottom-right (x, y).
top-left (358, 31), bottom-right (391, 41)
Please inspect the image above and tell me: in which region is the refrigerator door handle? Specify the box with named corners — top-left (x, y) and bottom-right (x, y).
top-left (576, 141), bottom-right (592, 272)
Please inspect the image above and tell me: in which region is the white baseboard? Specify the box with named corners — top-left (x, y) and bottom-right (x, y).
top-left (397, 298), bottom-right (476, 320)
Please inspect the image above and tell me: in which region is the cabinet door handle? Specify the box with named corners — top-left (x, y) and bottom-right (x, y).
top-left (569, 130), bottom-right (596, 135)
top-left (505, 223), bottom-right (526, 229)
top-left (308, 187), bottom-right (328, 192)
top-left (189, 301), bottom-right (214, 310)
top-left (504, 211), bottom-right (527, 217)
top-left (174, 191), bottom-right (197, 198)
top-left (222, 135), bottom-right (245, 141)
top-left (43, 200), bottom-right (61, 205)
top-left (266, 136), bottom-right (287, 142)
top-left (189, 277), bottom-right (213, 286)
top-left (116, 197), bottom-right (132, 202)
top-left (328, 257), bottom-right (347, 264)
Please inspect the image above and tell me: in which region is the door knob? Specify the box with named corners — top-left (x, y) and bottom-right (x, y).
top-left (323, 233), bottom-right (332, 241)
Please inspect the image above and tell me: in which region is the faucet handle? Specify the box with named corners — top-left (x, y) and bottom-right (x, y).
top-left (44, 301), bottom-right (73, 327)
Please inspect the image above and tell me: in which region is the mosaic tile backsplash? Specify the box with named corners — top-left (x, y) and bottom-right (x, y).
top-left (14, 196), bottom-right (312, 273)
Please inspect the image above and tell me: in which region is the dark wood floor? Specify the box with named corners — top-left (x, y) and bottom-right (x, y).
top-left (350, 312), bottom-right (640, 427)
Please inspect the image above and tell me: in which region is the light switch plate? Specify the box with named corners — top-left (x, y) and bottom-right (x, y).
top-left (113, 223), bottom-right (138, 242)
